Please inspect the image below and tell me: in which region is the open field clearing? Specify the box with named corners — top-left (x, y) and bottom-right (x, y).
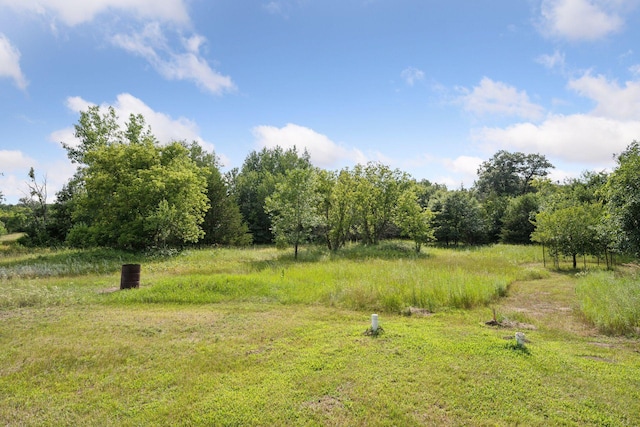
top-left (1, 244), bottom-right (639, 426)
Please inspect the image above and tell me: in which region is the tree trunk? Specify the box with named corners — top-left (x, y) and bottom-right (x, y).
top-left (572, 253), bottom-right (577, 269)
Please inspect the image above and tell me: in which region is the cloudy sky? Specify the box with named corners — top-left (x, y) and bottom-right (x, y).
top-left (1, 0), bottom-right (640, 203)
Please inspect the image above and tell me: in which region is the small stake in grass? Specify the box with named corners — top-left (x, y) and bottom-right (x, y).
top-left (364, 313), bottom-right (384, 336)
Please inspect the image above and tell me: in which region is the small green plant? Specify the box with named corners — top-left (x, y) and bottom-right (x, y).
top-left (363, 325), bottom-right (384, 337)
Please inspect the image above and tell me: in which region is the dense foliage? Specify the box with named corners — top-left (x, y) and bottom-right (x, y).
top-left (606, 141), bottom-right (640, 256)
top-left (2, 107), bottom-right (639, 263)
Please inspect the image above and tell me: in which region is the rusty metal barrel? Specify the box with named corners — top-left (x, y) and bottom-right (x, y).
top-left (120, 264), bottom-right (141, 289)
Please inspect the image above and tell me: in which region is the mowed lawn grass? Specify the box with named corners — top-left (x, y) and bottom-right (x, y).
top-left (1, 243), bottom-right (639, 426)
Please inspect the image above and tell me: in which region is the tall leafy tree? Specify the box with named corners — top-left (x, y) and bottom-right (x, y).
top-left (475, 150), bottom-right (554, 198)
top-left (475, 150), bottom-right (553, 243)
top-left (532, 172), bottom-right (613, 267)
top-left (64, 106), bottom-right (122, 165)
top-left (352, 162), bottom-right (408, 245)
top-left (395, 185), bottom-right (435, 252)
top-left (316, 169), bottom-right (358, 251)
top-left (266, 168), bottom-right (321, 259)
top-left (64, 110), bottom-right (209, 250)
top-left (234, 146), bottom-right (312, 244)
top-left (430, 190), bottom-right (485, 246)
top-left (499, 193), bottom-right (539, 244)
top-left (531, 203), bottom-right (602, 269)
top-left (187, 142), bottom-right (251, 246)
top-left (17, 168), bottom-right (51, 246)
top-left (605, 141), bottom-right (640, 255)
top-left (46, 178), bottom-right (82, 245)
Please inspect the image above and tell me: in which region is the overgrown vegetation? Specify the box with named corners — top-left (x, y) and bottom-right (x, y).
top-left (576, 269), bottom-right (640, 335)
top-left (5, 105), bottom-right (640, 264)
top-left (1, 244), bottom-right (639, 426)
top-left (1, 243), bottom-right (537, 312)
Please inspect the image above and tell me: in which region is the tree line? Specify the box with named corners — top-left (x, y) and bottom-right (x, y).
top-left (1, 108), bottom-right (640, 265)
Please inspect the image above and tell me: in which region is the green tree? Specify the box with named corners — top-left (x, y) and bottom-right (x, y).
top-left (430, 190), bottom-right (485, 246)
top-left (64, 110), bottom-right (209, 250)
top-left (187, 142), bottom-right (251, 246)
top-left (64, 106), bottom-right (122, 165)
top-left (352, 162), bottom-right (408, 245)
top-left (605, 141), bottom-right (640, 255)
top-left (564, 170), bottom-right (608, 204)
top-left (0, 205), bottom-right (29, 233)
top-left (395, 185), bottom-right (435, 252)
top-left (46, 178), bottom-right (81, 245)
top-left (235, 147), bottom-right (312, 244)
top-left (531, 203), bottom-right (602, 269)
top-left (266, 168), bottom-right (321, 259)
top-left (475, 151), bottom-right (553, 243)
top-left (481, 194), bottom-right (510, 243)
top-left (499, 193), bottom-right (539, 244)
top-left (316, 169), bottom-right (357, 251)
top-left (475, 150), bottom-right (554, 198)
top-left (18, 168), bottom-right (51, 246)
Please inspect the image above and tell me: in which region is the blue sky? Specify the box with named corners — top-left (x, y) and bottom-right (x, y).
top-left (2, 0), bottom-right (640, 204)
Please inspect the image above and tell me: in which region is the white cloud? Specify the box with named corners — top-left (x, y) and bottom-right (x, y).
top-left (1, 1), bottom-right (234, 95)
top-left (0, 34), bottom-right (28, 90)
top-left (474, 114), bottom-right (640, 166)
top-left (442, 155), bottom-right (484, 176)
top-left (459, 77), bottom-right (545, 121)
top-left (0, 150), bottom-right (37, 203)
top-left (401, 67), bottom-right (425, 86)
top-left (111, 23), bottom-right (235, 95)
top-left (436, 155), bottom-right (483, 188)
top-left (630, 64), bottom-right (640, 76)
top-left (51, 93), bottom-right (215, 153)
top-left (264, 1), bottom-right (285, 15)
top-left (568, 72), bottom-right (640, 120)
top-left (0, 150), bottom-right (35, 173)
top-left (540, 0), bottom-right (625, 41)
top-left (536, 50), bottom-right (566, 71)
top-left (252, 123), bottom-right (367, 168)
top-left (472, 73), bottom-right (640, 169)
top-left (0, 0), bottom-right (190, 26)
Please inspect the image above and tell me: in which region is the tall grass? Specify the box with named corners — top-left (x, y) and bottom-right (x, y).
top-left (0, 248), bottom-right (143, 280)
top-left (103, 243), bottom-right (542, 313)
top-left (576, 270), bottom-right (640, 335)
top-left (0, 242), bottom-right (545, 312)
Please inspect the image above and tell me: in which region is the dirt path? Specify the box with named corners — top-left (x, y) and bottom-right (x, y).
top-left (496, 272), bottom-right (599, 337)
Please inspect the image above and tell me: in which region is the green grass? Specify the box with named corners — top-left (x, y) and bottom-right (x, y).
top-left (1, 243), bottom-right (639, 426)
top-left (2, 242), bottom-right (542, 313)
top-left (576, 270), bottom-right (640, 335)
top-left (0, 232), bottom-right (25, 243)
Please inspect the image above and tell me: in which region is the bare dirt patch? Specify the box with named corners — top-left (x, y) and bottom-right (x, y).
top-left (485, 318), bottom-right (537, 330)
top-left (581, 355), bottom-right (616, 364)
top-left (304, 395), bottom-right (345, 415)
top-left (496, 273), bottom-right (599, 337)
top-left (402, 306), bottom-right (432, 317)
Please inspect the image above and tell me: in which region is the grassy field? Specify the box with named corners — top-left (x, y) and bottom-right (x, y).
top-left (1, 243), bottom-right (639, 426)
